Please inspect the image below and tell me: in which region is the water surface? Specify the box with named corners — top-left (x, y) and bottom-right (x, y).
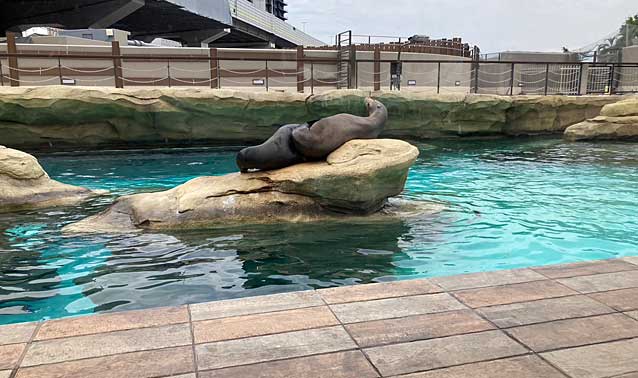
top-left (1, 138), bottom-right (637, 324)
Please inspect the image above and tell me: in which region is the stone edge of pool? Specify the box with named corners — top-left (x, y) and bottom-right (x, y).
top-left (1, 256), bottom-right (638, 377)
top-left (0, 86), bottom-right (626, 151)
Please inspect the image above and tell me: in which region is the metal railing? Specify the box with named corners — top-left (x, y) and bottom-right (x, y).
top-left (1, 48), bottom-right (637, 95)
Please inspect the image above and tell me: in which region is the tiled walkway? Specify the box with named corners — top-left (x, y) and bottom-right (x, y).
top-left (2, 257), bottom-right (638, 378)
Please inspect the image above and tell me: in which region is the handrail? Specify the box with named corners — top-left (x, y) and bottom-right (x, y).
top-left (0, 52), bottom-right (635, 66)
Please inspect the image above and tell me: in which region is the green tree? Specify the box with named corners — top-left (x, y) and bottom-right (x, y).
top-left (596, 14), bottom-right (638, 62)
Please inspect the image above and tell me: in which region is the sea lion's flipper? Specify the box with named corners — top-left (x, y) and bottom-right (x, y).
top-left (236, 124), bottom-right (304, 172)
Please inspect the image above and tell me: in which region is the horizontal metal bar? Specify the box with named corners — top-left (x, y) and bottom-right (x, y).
top-left (1, 52), bottom-right (636, 66)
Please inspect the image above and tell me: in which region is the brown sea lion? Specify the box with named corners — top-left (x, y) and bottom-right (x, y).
top-left (291, 97), bottom-right (387, 159)
top-left (236, 124), bottom-right (305, 172)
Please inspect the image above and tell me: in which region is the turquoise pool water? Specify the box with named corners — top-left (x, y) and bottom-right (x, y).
top-left (1, 138), bottom-right (637, 324)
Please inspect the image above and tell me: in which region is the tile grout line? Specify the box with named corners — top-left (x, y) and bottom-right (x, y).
top-left (190, 303), bottom-right (326, 322)
top-left (456, 276), bottom-right (637, 377)
top-left (193, 348), bottom-right (361, 375)
top-left (12, 343), bottom-right (193, 371)
top-left (496, 310), bottom-right (620, 330)
top-left (530, 335), bottom-right (638, 355)
top-left (318, 296), bottom-right (384, 377)
top-left (447, 290), bottom-right (573, 378)
top-left (27, 319), bottom-right (192, 343)
top-left (186, 304), bottom-right (199, 378)
top-left (9, 321), bottom-right (42, 378)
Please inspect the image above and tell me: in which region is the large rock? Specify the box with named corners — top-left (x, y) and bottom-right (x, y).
top-left (0, 87), bottom-right (622, 150)
top-left (0, 146), bottom-right (99, 212)
top-left (564, 98), bottom-right (638, 141)
top-left (64, 139), bottom-right (419, 232)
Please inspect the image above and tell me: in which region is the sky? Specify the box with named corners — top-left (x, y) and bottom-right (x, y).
top-left (286, 0), bottom-right (637, 53)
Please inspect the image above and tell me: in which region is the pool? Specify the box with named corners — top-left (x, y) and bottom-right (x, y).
top-left (1, 138), bottom-right (637, 325)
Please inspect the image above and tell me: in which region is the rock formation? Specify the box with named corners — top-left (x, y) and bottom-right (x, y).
top-left (564, 98), bottom-right (638, 141)
top-left (0, 87), bottom-right (622, 150)
top-left (64, 139), bottom-right (419, 233)
top-left (0, 146), bottom-right (100, 212)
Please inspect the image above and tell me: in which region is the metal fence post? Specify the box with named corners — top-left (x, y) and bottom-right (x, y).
top-left (167, 58), bottom-right (171, 87)
top-left (436, 62), bottom-right (441, 94)
top-left (577, 63), bottom-right (584, 95)
top-left (509, 62), bottom-right (515, 95)
top-left (473, 61), bottom-right (479, 94)
top-left (608, 64), bottom-right (616, 95)
top-left (209, 48), bottom-right (218, 89)
top-left (373, 47), bottom-right (380, 91)
top-left (296, 46), bottom-right (304, 93)
top-left (265, 60), bottom-right (269, 92)
top-left (310, 61), bottom-right (314, 94)
top-left (58, 57), bottom-right (63, 85)
top-left (0, 59), bottom-right (4, 86)
top-left (7, 33), bottom-right (20, 87)
top-left (111, 41), bottom-right (123, 88)
top-left (544, 63), bottom-right (549, 96)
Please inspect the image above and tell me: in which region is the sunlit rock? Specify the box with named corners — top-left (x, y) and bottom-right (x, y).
top-left (0, 145), bottom-right (100, 212)
top-left (64, 139), bottom-right (423, 232)
top-left (564, 98), bottom-right (638, 141)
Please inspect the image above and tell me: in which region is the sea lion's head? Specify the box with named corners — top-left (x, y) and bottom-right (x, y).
top-left (236, 147), bottom-right (253, 172)
top-left (364, 97), bottom-right (387, 120)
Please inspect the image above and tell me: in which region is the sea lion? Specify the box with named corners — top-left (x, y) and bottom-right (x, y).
top-left (291, 97), bottom-right (387, 159)
top-left (236, 124), bottom-right (305, 172)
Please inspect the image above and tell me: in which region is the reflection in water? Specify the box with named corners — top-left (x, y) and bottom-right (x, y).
top-left (1, 138), bottom-right (638, 324)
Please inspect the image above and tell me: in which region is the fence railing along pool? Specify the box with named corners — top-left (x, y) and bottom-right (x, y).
top-left (1, 42), bottom-right (637, 95)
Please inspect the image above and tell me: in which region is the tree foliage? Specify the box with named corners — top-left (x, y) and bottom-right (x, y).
top-left (596, 14), bottom-right (638, 62)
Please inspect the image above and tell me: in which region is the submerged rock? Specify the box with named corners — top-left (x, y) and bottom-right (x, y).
top-left (564, 98), bottom-right (638, 141)
top-left (0, 146), bottom-right (100, 212)
top-left (64, 139), bottom-right (423, 233)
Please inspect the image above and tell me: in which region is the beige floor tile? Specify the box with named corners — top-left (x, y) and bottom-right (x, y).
top-left (189, 291), bottom-right (323, 321)
top-left (193, 306), bottom-right (338, 343)
top-left (0, 370), bottom-right (11, 378)
top-left (346, 309), bottom-right (493, 347)
top-left (557, 270), bottom-right (638, 293)
top-left (589, 287), bottom-right (638, 311)
top-left (36, 306), bottom-right (188, 340)
top-left (612, 373), bottom-right (638, 378)
top-left (431, 269), bottom-right (545, 291)
top-left (363, 330), bottom-right (528, 376)
top-left (199, 350), bottom-right (378, 378)
top-left (532, 259), bottom-right (637, 279)
top-left (319, 279), bottom-right (441, 304)
top-left (195, 326), bottom-right (356, 370)
top-left (542, 338), bottom-right (638, 378)
top-left (22, 323), bottom-right (192, 367)
top-left (397, 355), bottom-right (564, 378)
top-left (623, 256), bottom-right (638, 266)
top-left (0, 322), bottom-right (37, 345)
top-left (477, 295), bottom-right (614, 327)
top-left (626, 311), bottom-right (638, 320)
top-left (329, 293), bottom-right (465, 323)
top-left (453, 280), bottom-right (576, 308)
top-left (507, 313), bottom-right (638, 352)
top-left (0, 343), bottom-right (25, 370)
top-left (15, 346), bottom-right (194, 378)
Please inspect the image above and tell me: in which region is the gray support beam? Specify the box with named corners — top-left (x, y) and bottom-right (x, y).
top-left (200, 28), bottom-right (231, 47)
top-left (90, 0), bottom-right (146, 29)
